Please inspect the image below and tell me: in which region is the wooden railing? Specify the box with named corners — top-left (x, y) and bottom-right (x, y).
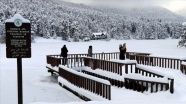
top-left (46, 55), bottom-right (61, 67)
top-left (66, 52), bottom-right (150, 60)
top-left (83, 57), bottom-right (136, 75)
top-left (126, 52), bottom-right (151, 59)
top-left (128, 54), bottom-right (186, 70)
top-left (47, 52), bottom-right (119, 60)
top-left (135, 65), bottom-right (174, 93)
top-left (82, 70), bottom-right (124, 88)
top-left (46, 51), bottom-right (150, 67)
top-left (46, 52), bottom-right (176, 95)
top-left (58, 66), bottom-right (111, 100)
top-left (46, 55), bottom-right (84, 68)
top-left (93, 52), bottom-right (120, 60)
top-left (46, 53), bottom-right (135, 75)
top-left (82, 64), bottom-right (174, 93)
top-left (181, 62), bottom-right (186, 74)
top-left (66, 52), bottom-right (120, 60)
top-left (65, 57), bottom-right (84, 68)
top-left (124, 77), bottom-right (169, 93)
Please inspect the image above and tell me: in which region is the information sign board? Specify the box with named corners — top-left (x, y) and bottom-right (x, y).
top-left (6, 17), bottom-right (31, 58)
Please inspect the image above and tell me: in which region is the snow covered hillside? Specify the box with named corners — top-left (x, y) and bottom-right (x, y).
top-left (0, 0), bottom-right (186, 40)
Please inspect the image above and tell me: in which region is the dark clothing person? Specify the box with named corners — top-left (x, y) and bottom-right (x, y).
top-left (119, 45), bottom-right (124, 60)
top-left (119, 44), bottom-right (127, 60)
top-left (122, 44), bottom-right (127, 60)
top-left (88, 45), bottom-right (93, 57)
top-left (61, 45), bottom-right (68, 65)
top-left (61, 45), bottom-right (68, 57)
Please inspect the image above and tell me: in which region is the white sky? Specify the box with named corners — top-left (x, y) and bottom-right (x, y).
top-left (62, 0), bottom-right (186, 12)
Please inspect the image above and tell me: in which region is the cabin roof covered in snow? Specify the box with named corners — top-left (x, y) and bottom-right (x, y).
top-left (5, 14), bottom-right (30, 23)
top-left (93, 32), bottom-right (107, 35)
top-left (182, 22), bottom-right (186, 26)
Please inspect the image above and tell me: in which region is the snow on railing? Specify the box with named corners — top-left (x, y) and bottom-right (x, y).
top-left (127, 53), bottom-right (186, 70)
top-left (126, 52), bottom-right (151, 59)
top-left (46, 55), bottom-right (61, 67)
top-left (58, 65), bottom-right (111, 100)
top-left (83, 57), bottom-right (136, 75)
top-left (136, 65), bottom-right (174, 79)
top-left (125, 73), bottom-right (168, 83)
top-left (82, 67), bottom-right (125, 87)
top-left (59, 65), bottom-right (110, 85)
top-left (46, 51), bottom-right (148, 68)
top-left (46, 52), bottom-right (176, 94)
top-left (133, 65), bottom-right (174, 93)
top-left (182, 61), bottom-right (186, 65)
top-left (58, 77), bottom-right (107, 101)
top-left (124, 76), bottom-right (170, 93)
top-left (181, 61), bottom-right (186, 74)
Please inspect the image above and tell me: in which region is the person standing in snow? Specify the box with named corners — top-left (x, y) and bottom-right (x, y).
top-left (88, 45), bottom-right (93, 57)
top-left (61, 45), bottom-right (68, 65)
top-left (119, 44), bottom-right (124, 60)
top-left (119, 43), bottom-right (127, 60)
top-left (122, 43), bottom-right (127, 60)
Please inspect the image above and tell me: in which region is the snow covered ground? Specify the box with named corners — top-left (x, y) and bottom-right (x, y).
top-left (0, 37), bottom-right (186, 104)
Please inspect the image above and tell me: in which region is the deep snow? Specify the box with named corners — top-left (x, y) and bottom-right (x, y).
top-left (0, 37), bottom-right (186, 104)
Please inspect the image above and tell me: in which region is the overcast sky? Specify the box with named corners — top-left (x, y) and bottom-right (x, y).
top-left (62, 0), bottom-right (186, 12)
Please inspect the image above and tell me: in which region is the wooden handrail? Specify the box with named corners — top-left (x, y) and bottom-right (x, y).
top-left (82, 70), bottom-right (124, 88)
top-left (58, 66), bottom-right (111, 100)
top-left (83, 57), bottom-right (136, 75)
top-left (46, 52), bottom-right (177, 95)
top-left (124, 78), bottom-right (170, 93)
top-left (135, 65), bottom-right (174, 93)
top-left (46, 55), bottom-right (61, 67)
top-left (46, 51), bottom-right (151, 67)
top-left (127, 54), bottom-right (186, 71)
top-left (181, 62), bottom-right (186, 74)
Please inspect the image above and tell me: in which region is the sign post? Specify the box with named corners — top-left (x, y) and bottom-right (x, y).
top-left (5, 14), bottom-right (31, 104)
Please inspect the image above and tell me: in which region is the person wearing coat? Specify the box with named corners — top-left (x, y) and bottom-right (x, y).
top-left (88, 45), bottom-right (93, 57)
top-left (119, 43), bottom-right (127, 60)
top-left (61, 45), bottom-right (68, 65)
top-left (122, 43), bottom-right (127, 60)
top-left (119, 44), bottom-right (124, 60)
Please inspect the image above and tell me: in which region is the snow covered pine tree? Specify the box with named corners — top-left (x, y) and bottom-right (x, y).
top-left (178, 22), bottom-right (186, 47)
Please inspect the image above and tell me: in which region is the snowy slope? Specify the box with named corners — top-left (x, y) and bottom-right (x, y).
top-left (0, 0), bottom-right (186, 40)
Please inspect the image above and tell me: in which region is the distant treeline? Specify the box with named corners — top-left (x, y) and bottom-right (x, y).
top-left (0, 0), bottom-right (185, 41)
